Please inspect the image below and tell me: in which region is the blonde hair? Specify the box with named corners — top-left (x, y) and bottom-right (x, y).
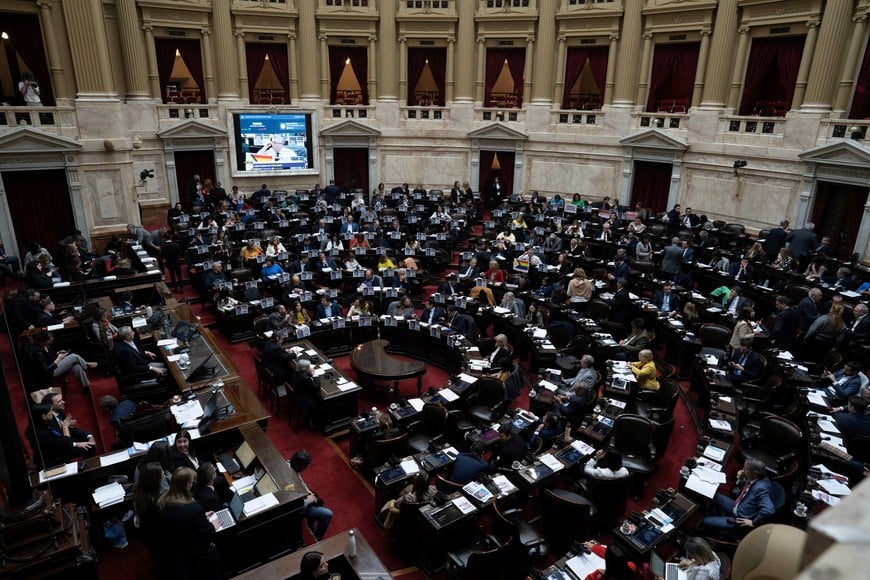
top-left (157, 466), bottom-right (196, 509)
top-left (572, 267), bottom-right (587, 279)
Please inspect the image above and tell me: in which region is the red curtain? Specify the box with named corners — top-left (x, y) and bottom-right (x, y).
top-left (155, 38), bottom-right (177, 100)
top-left (328, 46), bottom-right (368, 105)
top-left (407, 47), bottom-right (446, 105)
top-left (265, 44), bottom-right (290, 98)
top-left (561, 47), bottom-right (608, 108)
top-left (630, 161), bottom-right (672, 214)
top-left (849, 43), bottom-right (870, 119)
top-left (739, 36), bottom-right (805, 115)
top-left (245, 43), bottom-right (269, 102)
top-left (645, 43), bottom-right (699, 112)
top-left (479, 150), bottom-right (515, 198)
top-left (811, 182), bottom-right (868, 260)
top-left (484, 48), bottom-right (525, 106)
top-left (176, 40), bottom-right (205, 102)
top-left (334, 148), bottom-right (368, 194)
top-left (2, 12), bottom-right (54, 105)
top-left (4, 170), bottom-right (76, 258)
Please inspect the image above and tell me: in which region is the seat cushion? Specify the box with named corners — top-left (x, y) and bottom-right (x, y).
top-left (621, 455), bottom-right (655, 474)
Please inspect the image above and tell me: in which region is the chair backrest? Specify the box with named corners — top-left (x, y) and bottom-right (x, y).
top-left (435, 473), bottom-right (465, 494)
top-left (586, 299), bottom-right (610, 319)
top-left (118, 408), bottom-right (175, 447)
top-left (758, 416), bottom-right (802, 452)
top-left (699, 323), bottom-right (732, 349)
top-left (253, 315), bottom-right (270, 334)
top-left (462, 538), bottom-right (513, 579)
top-left (585, 475), bottom-right (630, 526)
top-left (420, 403), bottom-right (448, 434)
top-left (656, 379), bottom-right (681, 416)
top-left (611, 414), bottom-right (655, 456)
top-left (474, 377), bottom-right (506, 406)
top-left (547, 322), bottom-right (574, 349)
top-left (783, 284), bottom-right (812, 304)
top-left (651, 415), bottom-right (676, 457)
top-left (542, 489), bottom-right (593, 556)
top-left (504, 364), bottom-right (525, 401)
top-left (368, 432), bottom-right (410, 468)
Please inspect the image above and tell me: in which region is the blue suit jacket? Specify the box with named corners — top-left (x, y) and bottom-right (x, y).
top-left (828, 371), bottom-right (864, 399)
top-left (833, 410), bottom-right (870, 441)
top-left (728, 349), bottom-right (763, 382)
top-left (734, 477), bottom-right (775, 525)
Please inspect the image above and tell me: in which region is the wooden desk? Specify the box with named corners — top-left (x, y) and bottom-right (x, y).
top-left (232, 528), bottom-right (390, 580)
top-left (2, 270), bottom-right (164, 307)
top-left (612, 491), bottom-right (699, 560)
top-left (350, 338), bottom-right (426, 394)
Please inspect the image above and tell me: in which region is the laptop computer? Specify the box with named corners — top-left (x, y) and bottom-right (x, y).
top-left (213, 492), bottom-right (245, 531)
top-left (650, 551), bottom-right (687, 580)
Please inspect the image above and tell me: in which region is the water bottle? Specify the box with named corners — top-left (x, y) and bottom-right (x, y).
top-left (346, 529), bottom-right (357, 558)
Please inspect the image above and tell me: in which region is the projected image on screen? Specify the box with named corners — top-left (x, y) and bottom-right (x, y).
top-left (233, 112), bottom-right (314, 173)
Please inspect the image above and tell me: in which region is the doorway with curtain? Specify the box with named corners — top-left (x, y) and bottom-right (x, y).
top-left (2, 169), bottom-right (75, 258)
top-left (811, 181), bottom-right (869, 260)
top-left (173, 150), bottom-right (215, 208)
top-left (479, 150), bottom-right (515, 205)
top-left (630, 161), bottom-right (672, 215)
top-left (333, 148), bottom-right (369, 194)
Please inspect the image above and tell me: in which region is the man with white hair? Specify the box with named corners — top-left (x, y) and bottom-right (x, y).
top-left (113, 326), bottom-right (166, 377)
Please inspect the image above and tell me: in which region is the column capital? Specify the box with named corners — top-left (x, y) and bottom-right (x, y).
top-left (369, 35), bottom-right (378, 43)
top-left (36, 0), bottom-right (52, 9)
top-left (700, 28), bottom-right (712, 37)
top-left (447, 37), bottom-right (456, 44)
top-left (558, 35), bottom-right (567, 43)
top-left (319, 34), bottom-right (328, 42)
top-left (398, 36), bottom-right (407, 44)
top-left (235, 31), bottom-right (245, 38)
top-left (142, 24), bottom-right (154, 33)
top-left (201, 28), bottom-right (211, 37)
top-left (806, 19), bottom-right (821, 29)
top-left (526, 35), bottom-right (536, 44)
top-left (609, 32), bottom-right (620, 41)
top-left (477, 36), bottom-right (486, 44)
top-left (287, 33), bottom-right (296, 40)
top-left (738, 25), bottom-right (751, 35)
top-left (642, 31), bottom-right (654, 40)
top-left (854, 14), bottom-right (868, 24)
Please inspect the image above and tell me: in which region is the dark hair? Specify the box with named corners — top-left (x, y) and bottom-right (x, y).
top-left (134, 461), bottom-right (165, 516)
top-left (142, 440), bottom-right (172, 473)
top-left (684, 536), bottom-right (716, 565)
top-left (290, 449), bottom-right (313, 472)
top-left (737, 306), bottom-right (753, 321)
top-left (300, 551), bottom-right (324, 578)
top-left (32, 403), bottom-right (52, 418)
top-left (739, 337), bottom-right (754, 348)
top-left (775, 295), bottom-right (791, 306)
top-left (603, 543), bottom-right (634, 580)
top-left (630, 318), bottom-right (645, 330)
top-left (849, 396), bottom-right (868, 414)
top-left (598, 449), bottom-right (624, 472)
top-left (411, 473), bottom-right (430, 502)
top-left (196, 462), bottom-right (217, 486)
top-left (470, 440), bottom-right (486, 455)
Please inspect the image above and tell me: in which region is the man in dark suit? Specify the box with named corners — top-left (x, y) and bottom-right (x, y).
top-left (357, 268), bottom-right (383, 292)
top-left (822, 362), bottom-right (867, 401)
top-left (288, 255), bottom-right (311, 275)
top-left (763, 220), bottom-right (789, 262)
top-left (727, 338), bottom-right (763, 387)
top-left (729, 258), bottom-right (754, 283)
top-left (448, 441), bottom-right (493, 485)
top-left (261, 335), bottom-right (296, 384)
top-left (554, 381), bottom-right (596, 422)
top-left (493, 424), bottom-right (527, 467)
top-left (724, 287), bottom-right (749, 316)
top-left (797, 288), bottom-right (822, 334)
top-left (652, 281), bottom-right (681, 317)
top-left (291, 358), bottom-right (322, 429)
top-left (771, 295), bottom-right (801, 352)
top-left (832, 396), bottom-right (870, 441)
top-left (843, 303), bottom-right (870, 352)
top-left (609, 278), bottom-right (633, 328)
top-left (420, 298), bottom-right (446, 325)
top-left (316, 296), bottom-right (343, 319)
top-left (438, 273), bottom-right (461, 296)
top-left (786, 222), bottom-right (817, 266)
top-left (681, 207), bottom-right (700, 230)
top-left (680, 239), bottom-right (695, 264)
top-left (702, 458), bottom-right (775, 533)
top-left (666, 204), bottom-right (682, 237)
top-left (29, 403), bottom-right (96, 467)
top-left (323, 180), bottom-right (341, 206)
top-left (113, 326), bottom-right (166, 377)
top-left (447, 306), bottom-right (475, 338)
top-left (193, 463), bottom-right (225, 512)
top-left (660, 237), bottom-right (683, 276)
top-left (42, 392), bottom-right (95, 449)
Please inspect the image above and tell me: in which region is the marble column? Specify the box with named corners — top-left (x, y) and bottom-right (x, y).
top-left (378, 0), bottom-right (398, 100)
top-left (700, 0), bottom-right (738, 109)
top-left (726, 26), bottom-right (751, 110)
top-left (834, 16), bottom-right (868, 113)
top-left (691, 29), bottom-right (711, 108)
top-left (398, 37), bottom-right (408, 102)
top-left (454, 0), bottom-right (476, 102)
top-left (60, 0), bottom-right (115, 96)
top-left (613, 0), bottom-right (643, 106)
top-left (532, 0), bottom-right (557, 103)
top-left (635, 32), bottom-right (654, 108)
top-left (604, 32), bottom-right (619, 105)
top-left (36, 0), bottom-right (67, 99)
top-left (446, 38), bottom-right (456, 103)
top-left (523, 37), bottom-right (535, 104)
top-left (201, 29), bottom-right (216, 101)
top-left (802, 0), bottom-right (853, 112)
top-left (114, 0), bottom-right (149, 99)
top-left (288, 34), bottom-right (299, 102)
top-left (552, 36), bottom-right (567, 105)
top-left (213, 0), bottom-right (239, 99)
top-left (236, 32), bottom-right (249, 101)
top-left (475, 38), bottom-right (486, 103)
top-left (368, 35), bottom-right (378, 102)
top-left (143, 25), bottom-right (161, 99)
top-left (320, 35), bottom-right (330, 100)
top-left (297, 0), bottom-right (320, 98)
top-left (791, 18), bottom-right (820, 109)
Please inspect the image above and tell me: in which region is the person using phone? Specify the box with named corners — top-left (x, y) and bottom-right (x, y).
top-left (19, 71), bottom-right (42, 105)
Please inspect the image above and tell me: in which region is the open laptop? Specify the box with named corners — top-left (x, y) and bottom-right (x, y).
top-left (213, 491), bottom-right (245, 531)
top-left (650, 551), bottom-right (687, 580)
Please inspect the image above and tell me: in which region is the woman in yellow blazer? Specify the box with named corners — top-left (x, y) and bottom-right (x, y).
top-left (630, 349), bottom-right (659, 391)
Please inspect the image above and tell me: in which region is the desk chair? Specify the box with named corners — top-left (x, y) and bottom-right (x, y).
top-left (435, 473), bottom-right (464, 494)
top-left (580, 475), bottom-right (631, 533)
top-left (408, 403), bottom-right (448, 454)
top-left (698, 323), bottom-right (732, 351)
top-left (264, 368), bottom-right (289, 416)
top-left (541, 489), bottom-right (594, 557)
top-left (492, 500), bottom-right (548, 567)
top-left (465, 378), bottom-right (507, 425)
top-left (633, 378), bottom-right (680, 421)
top-left (446, 535), bottom-right (513, 580)
top-left (368, 432), bottom-right (410, 471)
top-left (609, 414), bottom-right (657, 497)
top-left (738, 416), bottom-right (802, 479)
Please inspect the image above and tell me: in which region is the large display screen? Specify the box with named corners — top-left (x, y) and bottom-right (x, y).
top-left (230, 111), bottom-right (316, 176)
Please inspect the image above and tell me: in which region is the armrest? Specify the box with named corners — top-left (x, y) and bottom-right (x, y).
top-left (776, 451), bottom-right (797, 466)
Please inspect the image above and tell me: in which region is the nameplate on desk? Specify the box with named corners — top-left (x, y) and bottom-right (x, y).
top-left (102, 276), bottom-right (117, 281)
top-left (46, 323), bottom-right (65, 331)
top-left (38, 461), bottom-right (79, 484)
top-left (408, 320), bottom-right (420, 331)
top-left (157, 338), bottom-right (178, 348)
top-left (295, 325), bottom-right (311, 338)
top-left (243, 493), bottom-right (279, 517)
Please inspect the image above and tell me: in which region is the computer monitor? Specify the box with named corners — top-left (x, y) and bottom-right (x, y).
top-left (235, 440), bottom-right (256, 470)
top-left (255, 472), bottom-right (279, 496)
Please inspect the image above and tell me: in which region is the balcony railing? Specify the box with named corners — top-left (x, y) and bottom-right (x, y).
top-left (402, 106), bottom-right (450, 121)
top-left (0, 106), bottom-right (78, 137)
top-left (326, 104), bottom-right (374, 119)
top-left (719, 115), bottom-right (785, 137)
top-left (156, 104), bottom-right (218, 121)
top-left (476, 107), bottom-right (526, 123)
top-left (820, 119), bottom-right (870, 142)
top-left (552, 109), bottom-right (604, 127)
top-left (635, 112), bottom-right (688, 131)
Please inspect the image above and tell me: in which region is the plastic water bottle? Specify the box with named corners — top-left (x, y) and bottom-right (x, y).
top-left (346, 529), bottom-right (357, 558)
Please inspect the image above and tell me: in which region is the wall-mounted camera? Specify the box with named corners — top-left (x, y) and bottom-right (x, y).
top-left (732, 160), bottom-right (747, 176)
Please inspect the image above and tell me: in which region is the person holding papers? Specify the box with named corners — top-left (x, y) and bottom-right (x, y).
top-left (701, 458), bottom-right (774, 534)
top-left (581, 541), bottom-right (636, 580)
top-left (157, 466), bottom-right (222, 579)
top-left (677, 537), bottom-right (721, 580)
top-left (290, 450), bottom-right (333, 542)
top-left (630, 349), bottom-right (659, 392)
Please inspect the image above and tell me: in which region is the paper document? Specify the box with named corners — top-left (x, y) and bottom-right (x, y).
top-left (400, 458), bottom-right (420, 475)
top-left (462, 481), bottom-right (494, 503)
top-left (807, 391), bottom-right (828, 407)
top-left (702, 445), bottom-right (726, 462)
top-left (170, 400), bottom-right (204, 424)
top-left (538, 453), bottom-right (564, 472)
top-left (408, 398), bottom-right (425, 412)
top-left (565, 553), bottom-right (606, 579)
top-left (693, 466), bottom-right (727, 484)
top-left (100, 451), bottom-right (130, 467)
top-left (438, 388), bottom-right (459, 402)
top-left (157, 338), bottom-right (177, 347)
top-left (571, 440), bottom-right (596, 456)
top-left (457, 373), bottom-right (479, 385)
top-left (452, 495), bottom-right (476, 514)
top-left (685, 473), bottom-right (718, 498)
top-left (39, 461), bottom-right (79, 484)
top-left (337, 381), bottom-right (358, 392)
top-left (491, 474), bottom-right (518, 496)
top-left (244, 493), bottom-right (279, 516)
top-left (818, 478), bottom-right (851, 496)
top-left (92, 482), bottom-right (126, 508)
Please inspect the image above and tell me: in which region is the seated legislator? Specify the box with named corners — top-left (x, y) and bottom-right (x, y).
top-left (448, 440), bottom-right (494, 485)
top-left (260, 257), bottom-right (285, 281)
top-left (261, 334), bottom-right (297, 384)
top-left (28, 402), bottom-right (96, 466)
top-left (98, 395), bottom-right (138, 434)
top-left (615, 319), bottom-right (651, 360)
top-left (316, 296), bottom-right (343, 319)
top-left (446, 306), bottom-right (476, 339)
top-left (438, 272), bottom-right (462, 296)
top-left (290, 450), bottom-right (333, 542)
top-left (652, 281), bottom-right (680, 318)
top-left (299, 551), bottom-right (330, 580)
top-left (554, 382), bottom-right (596, 422)
top-left (387, 296), bottom-right (415, 318)
top-left (630, 349), bottom-right (659, 392)
top-left (158, 467), bottom-right (222, 578)
top-left (493, 423), bottom-right (528, 467)
top-left (726, 338), bottom-right (762, 387)
top-left (488, 334), bottom-right (514, 369)
top-left (30, 330), bottom-right (97, 389)
top-left (822, 361), bottom-right (867, 401)
top-left (831, 396), bottom-right (870, 441)
top-left (701, 458), bottom-right (774, 535)
top-left (677, 537), bottom-right (721, 580)
top-left (202, 262), bottom-right (230, 295)
top-left (584, 449), bottom-right (630, 481)
top-left (113, 326), bottom-right (167, 377)
top-left (420, 298), bottom-right (446, 325)
top-left (291, 301), bottom-right (312, 326)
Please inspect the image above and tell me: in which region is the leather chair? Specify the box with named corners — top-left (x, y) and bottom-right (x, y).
top-left (264, 368), bottom-right (289, 416)
top-left (698, 323), bottom-right (732, 351)
top-left (633, 378), bottom-right (680, 421)
top-left (446, 536), bottom-right (513, 580)
top-left (251, 352), bottom-right (267, 398)
top-left (847, 435), bottom-right (870, 463)
top-left (783, 284), bottom-right (812, 305)
top-left (738, 374), bottom-right (784, 417)
top-left (739, 416), bottom-right (802, 478)
top-left (118, 408), bottom-right (176, 447)
top-left (586, 299), bottom-right (610, 320)
top-left (541, 488), bottom-right (594, 557)
top-left (368, 432), bottom-right (410, 471)
top-left (435, 473), bottom-right (465, 494)
top-left (504, 363), bottom-right (526, 401)
top-left (609, 414), bottom-right (657, 479)
top-left (111, 349), bottom-right (170, 403)
top-left (465, 378), bottom-right (507, 424)
top-left (582, 474), bottom-right (631, 533)
top-left (492, 500), bottom-right (548, 567)
top-left (408, 403), bottom-right (448, 454)
top-left (650, 415), bottom-right (676, 458)
top-left (229, 267), bottom-right (253, 284)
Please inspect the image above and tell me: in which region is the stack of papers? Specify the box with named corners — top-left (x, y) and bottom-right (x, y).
top-left (818, 478), bottom-right (851, 496)
top-left (565, 552), bottom-right (606, 579)
top-left (400, 458), bottom-right (420, 475)
top-left (538, 453), bottom-right (564, 472)
top-left (491, 474), bottom-right (519, 496)
top-left (463, 481), bottom-right (494, 503)
top-left (452, 496), bottom-right (476, 514)
top-left (571, 440), bottom-right (596, 456)
top-left (807, 391), bottom-right (829, 407)
top-left (170, 400), bottom-right (204, 425)
top-left (244, 493), bottom-right (279, 516)
top-left (92, 482), bottom-right (126, 508)
top-left (811, 489), bottom-right (840, 506)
